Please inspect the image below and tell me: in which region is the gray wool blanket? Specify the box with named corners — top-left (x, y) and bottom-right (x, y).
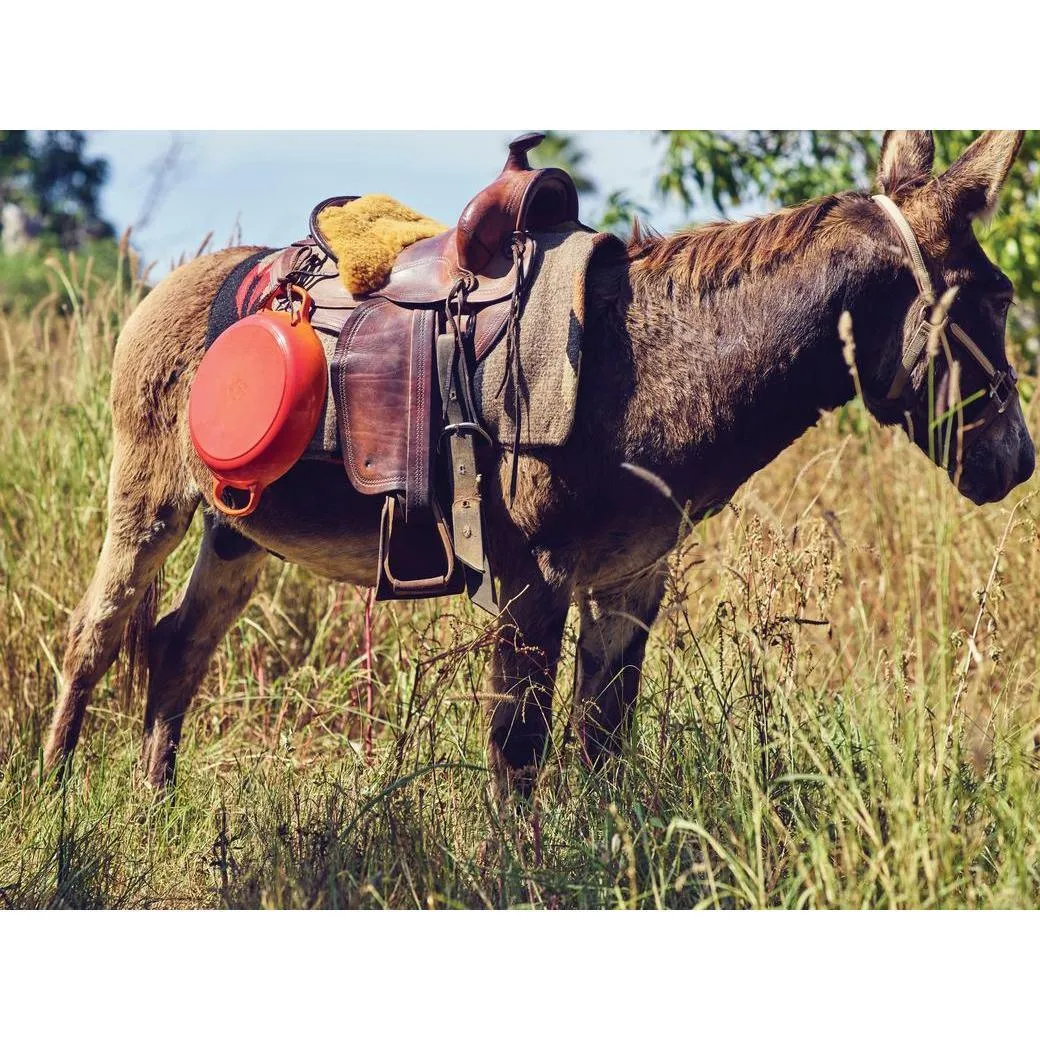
top-left (472, 225), bottom-right (624, 448)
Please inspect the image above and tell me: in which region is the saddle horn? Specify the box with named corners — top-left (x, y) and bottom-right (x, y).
top-left (455, 132), bottom-right (580, 276)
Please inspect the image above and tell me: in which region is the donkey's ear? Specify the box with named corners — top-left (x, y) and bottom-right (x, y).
top-left (938, 131), bottom-right (1024, 221)
top-left (876, 131), bottom-right (935, 196)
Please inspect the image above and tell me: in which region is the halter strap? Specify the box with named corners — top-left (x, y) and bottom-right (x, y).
top-left (872, 194), bottom-right (935, 302)
top-left (871, 194), bottom-right (1012, 412)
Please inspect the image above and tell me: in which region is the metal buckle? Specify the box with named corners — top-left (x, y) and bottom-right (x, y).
top-left (989, 367), bottom-right (1017, 414)
top-left (440, 421), bottom-right (492, 445)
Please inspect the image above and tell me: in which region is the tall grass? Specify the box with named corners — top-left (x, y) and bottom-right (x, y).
top-left (2, 249), bottom-right (1039, 909)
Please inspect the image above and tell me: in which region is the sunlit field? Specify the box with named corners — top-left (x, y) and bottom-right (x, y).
top-left (3, 248), bottom-right (1040, 909)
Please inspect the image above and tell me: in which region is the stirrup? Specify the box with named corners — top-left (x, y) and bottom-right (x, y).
top-left (377, 496), bottom-right (457, 595)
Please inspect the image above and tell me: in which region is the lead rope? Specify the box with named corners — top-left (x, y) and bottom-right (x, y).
top-left (362, 587), bottom-right (374, 766)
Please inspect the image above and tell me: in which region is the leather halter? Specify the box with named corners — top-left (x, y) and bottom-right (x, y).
top-left (871, 194), bottom-right (1017, 416)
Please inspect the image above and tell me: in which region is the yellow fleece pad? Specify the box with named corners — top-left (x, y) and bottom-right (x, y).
top-left (315, 195), bottom-right (447, 296)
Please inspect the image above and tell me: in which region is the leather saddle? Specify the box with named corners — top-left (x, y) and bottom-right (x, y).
top-left (280, 132), bottom-right (581, 610)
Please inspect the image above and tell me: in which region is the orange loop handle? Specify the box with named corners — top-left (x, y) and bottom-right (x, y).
top-left (213, 478), bottom-right (260, 518)
top-left (266, 283), bottom-right (314, 326)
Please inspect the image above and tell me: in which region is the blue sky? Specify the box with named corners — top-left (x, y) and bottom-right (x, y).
top-left (95, 131), bottom-right (694, 275)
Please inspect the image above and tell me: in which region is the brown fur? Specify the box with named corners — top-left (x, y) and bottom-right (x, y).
top-left (120, 567), bottom-right (161, 709)
top-left (628, 194), bottom-right (844, 297)
top-left (877, 130), bottom-right (936, 198)
top-left (940, 131), bottom-right (1025, 220)
top-left (42, 132), bottom-right (1035, 794)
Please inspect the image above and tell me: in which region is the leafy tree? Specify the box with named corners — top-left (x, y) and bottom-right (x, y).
top-left (30, 131), bottom-right (113, 243)
top-left (0, 131), bottom-right (32, 201)
top-left (530, 131), bottom-right (597, 195)
top-left (596, 189), bottom-right (651, 236)
top-left (0, 131), bottom-right (113, 247)
top-left (0, 132), bottom-right (119, 311)
top-left (657, 131), bottom-right (1040, 351)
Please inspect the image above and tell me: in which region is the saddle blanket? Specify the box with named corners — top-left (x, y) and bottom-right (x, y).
top-left (205, 223), bottom-right (625, 460)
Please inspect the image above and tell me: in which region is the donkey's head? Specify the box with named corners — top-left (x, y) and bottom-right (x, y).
top-left (854, 130), bottom-right (1034, 504)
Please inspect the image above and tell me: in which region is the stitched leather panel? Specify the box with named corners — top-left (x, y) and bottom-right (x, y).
top-left (456, 175), bottom-right (530, 275)
top-left (472, 299), bottom-right (511, 363)
top-left (333, 297), bottom-right (422, 497)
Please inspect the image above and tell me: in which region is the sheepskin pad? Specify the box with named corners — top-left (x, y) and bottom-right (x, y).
top-left (315, 195), bottom-right (446, 295)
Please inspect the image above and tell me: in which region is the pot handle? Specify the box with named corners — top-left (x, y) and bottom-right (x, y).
top-left (268, 283), bottom-right (314, 326)
top-left (213, 478), bottom-right (261, 517)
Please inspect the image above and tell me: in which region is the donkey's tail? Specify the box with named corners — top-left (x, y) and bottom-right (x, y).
top-left (119, 568), bottom-right (164, 708)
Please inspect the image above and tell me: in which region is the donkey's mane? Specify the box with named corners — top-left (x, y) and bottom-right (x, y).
top-left (629, 191), bottom-right (861, 295)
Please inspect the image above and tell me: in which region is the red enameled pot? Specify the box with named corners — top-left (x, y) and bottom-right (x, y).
top-left (188, 285), bottom-right (326, 517)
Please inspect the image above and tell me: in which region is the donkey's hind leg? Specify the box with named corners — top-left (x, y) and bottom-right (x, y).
top-left (141, 513), bottom-right (267, 787)
top-left (43, 450), bottom-right (197, 776)
top-left (572, 564), bottom-right (667, 765)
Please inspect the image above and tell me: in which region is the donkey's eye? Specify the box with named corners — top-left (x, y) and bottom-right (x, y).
top-left (990, 291), bottom-right (1015, 314)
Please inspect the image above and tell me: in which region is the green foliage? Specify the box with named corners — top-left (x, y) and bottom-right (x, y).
top-left (0, 132), bottom-right (120, 312)
top-left (0, 131), bottom-right (32, 191)
top-left (0, 237), bottom-right (129, 313)
top-left (30, 131), bottom-right (113, 243)
top-left (0, 248), bottom-right (55, 309)
top-left (657, 130), bottom-right (878, 213)
top-left (658, 131), bottom-right (1040, 349)
top-left (595, 189), bottom-right (652, 236)
top-left (529, 131), bottom-right (597, 195)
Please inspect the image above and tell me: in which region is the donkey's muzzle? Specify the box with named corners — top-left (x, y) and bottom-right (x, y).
top-left (957, 423), bottom-right (1035, 504)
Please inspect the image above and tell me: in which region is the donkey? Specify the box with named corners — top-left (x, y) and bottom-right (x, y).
top-left (43, 130), bottom-right (1035, 793)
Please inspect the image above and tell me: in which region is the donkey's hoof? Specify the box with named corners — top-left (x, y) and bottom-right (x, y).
top-left (487, 744), bottom-right (539, 804)
top-left (140, 734), bottom-right (178, 791)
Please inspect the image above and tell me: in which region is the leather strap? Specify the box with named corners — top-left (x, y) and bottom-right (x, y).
top-left (404, 307), bottom-right (435, 517)
top-left (436, 327), bottom-right (486, 573)
top-left (873, 194), bottom-right (935, 301)
top-left (434, 291), bottom-right (499, 611)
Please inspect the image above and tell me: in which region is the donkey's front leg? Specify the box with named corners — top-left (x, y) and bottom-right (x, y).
top-left (486, 559), bottom-right (571, 798)
top-left (573, 564), bottom-right (667, 764)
